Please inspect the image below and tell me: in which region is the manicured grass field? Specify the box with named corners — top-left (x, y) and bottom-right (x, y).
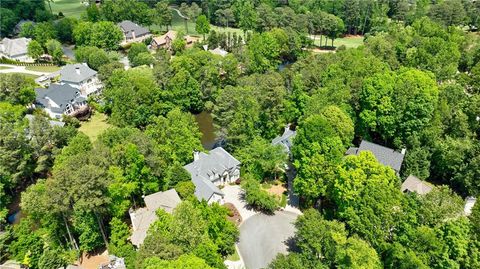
top-left (79, 113), bottom-right (112, 141)
top-left (50, 0), bottom-right (86, 18)
top-left (311, 35), bottom-right (364, 49)
top-left (25, 65), bottom-right (61, 73)
top-left (152, 10), bottom-right (243, 37)
top-left (11, 73), bottom-right (38, 79)
top-left (0, 66), bottom-right (12, 70)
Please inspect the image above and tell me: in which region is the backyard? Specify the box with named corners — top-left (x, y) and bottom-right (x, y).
top-left (50, 0), bottom-right (86, 18)
top-left (78, 112), bottom-right (112, 141)
top-left (25, 65), bottom-right (61, 72)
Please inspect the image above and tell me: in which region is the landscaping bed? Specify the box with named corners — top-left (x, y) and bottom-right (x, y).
top-left (224, 202), bottom-right (242, 225)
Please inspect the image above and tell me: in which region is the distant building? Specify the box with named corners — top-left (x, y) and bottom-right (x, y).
top-left (99, 255), bottom-right (127, 269)
top-left (401, 175), bottom-right (433, 195)
top-left (209, 47), bottom-right (228, 57)
top-left (129, 189), bottom-right (181, 247)
top-left (117, 20), bottom-right (152, 45)
top-left (150, 30), bottom-right (195, 50)
top-left (346, 140), bottom-right (406, 175)
top-left (58, 63), bottom-right (102, 96)
top-left (183, 147), bottom-right (241, 204)
top-left (464, 197), bottom-right (477, 216)
top-left (0, 37), bottom-right (33, 62)
top-left (13, 20), bottom-right (34, 36)
top-left (34, 84), bottom-right (88, 119)
top-left (272, 124), bottom-right (296, 155)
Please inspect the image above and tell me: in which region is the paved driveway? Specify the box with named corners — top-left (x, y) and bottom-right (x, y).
top-left (238, 211), bottom-right (299, 269)
top-left (222, 185), bottom-right (256, 221)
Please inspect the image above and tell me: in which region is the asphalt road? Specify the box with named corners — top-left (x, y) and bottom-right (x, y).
top-left (238, 211), bottom-right (299, 269)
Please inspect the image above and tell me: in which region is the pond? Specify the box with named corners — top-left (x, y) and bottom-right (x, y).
top-left (195, 111), bottom-right (217, 150)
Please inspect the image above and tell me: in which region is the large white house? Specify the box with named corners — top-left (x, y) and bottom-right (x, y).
top-left (0, 37), bottom-right (34, 62)
top-left (183, 147), bottom-right (241, 204)
top-left (58, 63), bottom-right (102, 96)
top-left (34, 84), bottom-right (88, 119)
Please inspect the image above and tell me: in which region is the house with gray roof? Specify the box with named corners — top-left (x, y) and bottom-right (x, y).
top-left (129, 189), bottom-right (181, 247)
top-left (184, 147), bottom-right (241, 204)
top-left (117, 20), bottom-right (152, 45)
top-left (0, 37), bottom-right (33, 62)
top-left (58, 63), bottom-right (102, 96)
top-left (401, 175), bottom-right (433, 195)
top-left (34, 84), bottom-right (88, 119)
top-left (272, 124), bottom-right (296, 155)
top-left (347, 140), bottom-right (406, 175)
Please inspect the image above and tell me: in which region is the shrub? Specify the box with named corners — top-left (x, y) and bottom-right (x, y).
top-left (242, 177), bottom-right (278, 213)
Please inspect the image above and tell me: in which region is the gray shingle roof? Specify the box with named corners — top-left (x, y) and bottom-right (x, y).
top-left (401, 175), bottom-right (433, 195)
top-left (184, 147), bottom-right (240, 202)
top-left (60, 63), bottom-right (97, 83)
top-left (130, 189), bottom-right (181, 247)
top-left (117, 20), bottom-right (151, 39)
top-left (347, 140), bottom-right (405, 172)
top-left (0, 37), bottom-right (30, 57)
top-left (272, 126), bottom-right (296, 153)
top-left (35, 84), bottom-right (84, 112)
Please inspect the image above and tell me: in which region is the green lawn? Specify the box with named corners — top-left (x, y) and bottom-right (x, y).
top-left (11, 73), bottom-right (38, 79)
top-left (50, 0), bottom-right (86, 18)
top-left (311, 35), bottom-right (364, 49)
top-left (226, 248), bottom-right (240, 261)
top-left (79, 113), bottom-right (112, 141)
top-left (25, 65), bottom-right (61, 72)
top-left (152, 10), bottom-right (243, 37)
top-left (0, 66), bottom-right (12, 70)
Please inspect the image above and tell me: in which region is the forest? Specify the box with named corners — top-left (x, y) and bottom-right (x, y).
top-left (1, 0), bottom-right (480, 268)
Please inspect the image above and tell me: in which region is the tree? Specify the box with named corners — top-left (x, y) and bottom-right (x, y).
top-left (27, 40), bottom-right (43, 62)
top-left (128, 43), bottom-right (149, 63)
top-left (235, 0), bottom-right (258, 36)
top-left (429, 0), bottom-right (467, 26)
top-left (146, 108), bottom-right (203, 165)
top-left (0, 73), bottom-right (36, 105)
top-left (108, 218), bottom-right (136, 268)
top-left (195, 15), bottom-right (210, 41)
top-left (74, 46), bottom-right (111, 70)
top-left (0, 8), bottom-right (18, 37)
top-left (417, 185), bottom-right (464, 226)
top-left (38, 249), bottom-right (66, 269)
top-left (73, 21), bottom-right (123, 50)
top-left (333, 152), bottom-right (407, 247)
top-left (143, 254), bottom-right (214, 269)
top-left (246, 32), bottom-right (281, 74)
top-left (9, 218), bottom-right (44, 268)
top-left (242, 177), bottom-right (278, 213)
top-left (236, 137), bottom-right (287, 181)
top-left (335, 236), bottom-right (382, 269)
top-left (55, 17), bottom-right (78, 43)
top-left (45, 39), bottom-right (63, 64)
top-left (33, 22), bottom-right (57, 46)
top-left (154, 1), bottom-right (172, 30)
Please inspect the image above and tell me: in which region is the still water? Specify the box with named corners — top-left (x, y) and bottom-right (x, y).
top-left (195, 111), bottom-right (217, 150)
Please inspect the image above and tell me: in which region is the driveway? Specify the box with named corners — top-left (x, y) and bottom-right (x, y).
top-left (0, 64), bottom-right (47, 76)
top-left (238, 211), bottom-right (299, 269)
top-left (222, 185), bottom-right (256, 222)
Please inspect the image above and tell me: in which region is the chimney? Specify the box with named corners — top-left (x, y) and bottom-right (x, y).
top-left (194, 151), bottom-right (200, 161)
top-left (131, 30), bottom-right (136, 40)
top-left (401, 148), bottom-right (406, 155)
top-left (75, 66), bottom-right (80, 75)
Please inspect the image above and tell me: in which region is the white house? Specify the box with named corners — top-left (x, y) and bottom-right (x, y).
top-left (0, 37), bottom-right (34, 62)
top-left (117, 20), bottom-right (152, 45)
top-left (183, 147), bottom-right (241, 204)
top-left (34, 84), bottom-right (88, 119)
top-left (58, 63), bottom-right (102, 97)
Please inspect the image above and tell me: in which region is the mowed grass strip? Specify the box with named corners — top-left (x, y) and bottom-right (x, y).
top-left (50, 0), bottom-right (86, 18)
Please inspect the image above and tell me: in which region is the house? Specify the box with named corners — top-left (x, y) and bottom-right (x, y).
top-left (99, 255), bottom-right (127, 269)
top-left (183, 147), bottom-right (241, 204)
top-left (117, 20), bottom-right (152, 45)
top-left (464, 197), bottom-right (477, 216)
top-left (13, 20), bottom-right (34, 35)
top-left (209, 47), bottom-right (228, 57)
top-left (401, 175), bottom-right (433, 195)
top-left (346, 140), bottom-right (406, 175)
top-left (34, 84), bottom-right (88, 119)
top-left (58, 63), bottom-right (102, 96)
top-left (129, 189), bottom-right (181, 247)
top-left (272, 124), bottom-right (296, 154)
top-left (151, 30), bottom-right (177, 50)
top-left (151, 30), bottom-right (195, 50)
top-left (0, 37), bottom-right (33, 62)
